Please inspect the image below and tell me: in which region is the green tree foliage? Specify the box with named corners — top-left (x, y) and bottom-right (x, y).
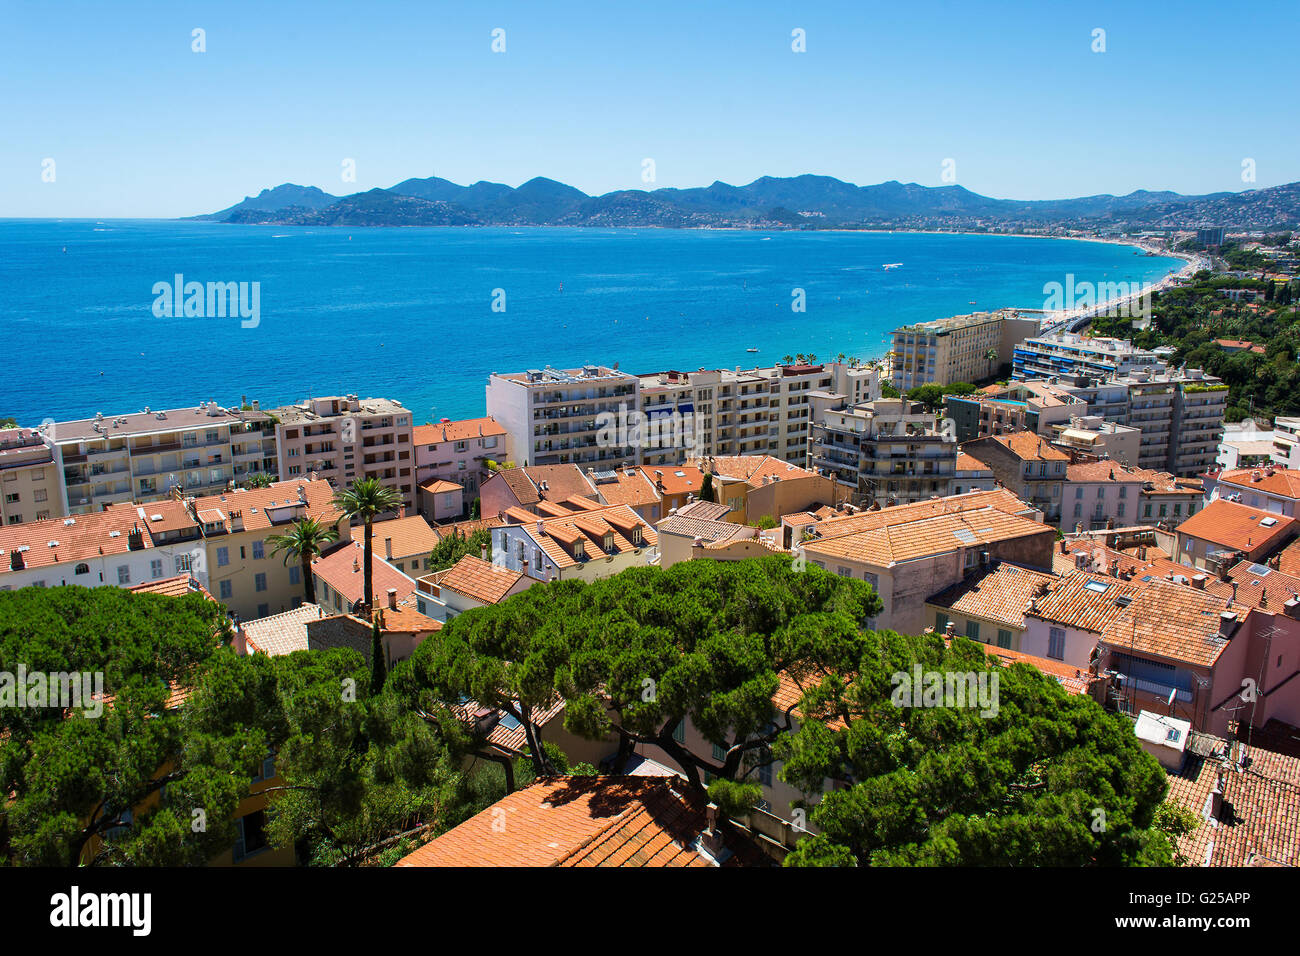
top-left (333, 478), bottom-right (405, 613)
top-left (397, 557), bottom-right (881, 790)
top-left (266, 516), bottom-right (340, 605)
top-left (425, 527), bottom-right (492, 573)
top-left (906, 382), bottom-right (976, 410)
top-left (700, 472), bottom-right (715, 503)
top-left (0, 587), bottom-right (251, 866)
top-left (776, 630), bottom-right (1174, 867)
top-left (241, 472), bottom-right (274, 489)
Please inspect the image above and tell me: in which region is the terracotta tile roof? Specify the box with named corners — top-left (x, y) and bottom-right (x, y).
top-left (241, 603), bottom-right (325, 656)
top-left (586, 467), bottom-right (661, 508)
top-left (1128, 467), bottom-right (1202, 496)
top-left (1213, 560), bottom-right (1300, 613)
top-left (139, 500), bottom-right (199, 536)
top-left (1100, 578), bottom-right (1236, 668)
top-left (657, 514), bottom-right (746, 543)
top-left (1275, 537), bottom-right (1300, 577)
top-left (1164, 733), bottom-right (1300, 867)
top-left (1175, 499), bottom-right (1296, 552)
top-left (0, 503), bottom-right (148, 575)
top-left (311, 540), bottom-right (418, 608)
top-left (430, 517), bottom-right (504, 542)
top-left (524, 505), bottom-right (657, 570)
top-left (525, 465), bottom-right (596, 502)
top-left (991, 431), bottom-right (1069, 462)
top-left (675, 500), bottom-right (731, 521)
top-left (435, 554), bottom-right (528, 605)
top-left (1217, 466), bottom-right (1300, 500)
top-left (804, 506), bottom-right (1051, 568)
top-left (189, 478), bottom-right (341, 534)
top-left (772, 671), bottom-right (848, 731)
top-left (126, 574), bottom-right (214, 600)
top-left (691, 455), bottom-right (820, 490)
top-left (370, 514), bottom-right (441, 561)
top-left (420, 479), bottom-right (463, 494)
top-left (450, 697), bottom-right (568, 755)
top-left (1027, 571), bottom-right (1144, 633)
top-left (638, 465), bottom-right (707, 498)
top-left (807, 489), bottom-right (1038, 541)
top-left (926, 563), bottom-right (1059, 630)
top-left (377, 603), bottom-right (443, 634)
top-left (1066, 461), bottom-right (1147, 484)
top-left (397, 776), bottom-right (764, 867)
top-left (955, 452), bottom-right (992, 473)
top-left (496, 467), bottom-right (542, 507)
top-left (412, 416), bottom-right (507, 447)
top-left (972, 644), bottom-right (1095, 695)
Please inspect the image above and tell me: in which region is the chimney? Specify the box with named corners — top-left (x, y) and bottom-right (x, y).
top-left (480, 544), bottom-right (488, 561)
top-left (386, 588), bottom-right (398, 611)
top-left (943, 621), bottom-right (956, 637)
top-left (384, 537), bottom-right (393, 560)
top-left (522, 558), bottom-right (529, 577)
top-left (1285, 597), bottom-right (1300, 620)
top-left (1191, 573), bottom-right (1206, 590)
top-left (1218, 611), bottom-right (1238, 639)
top-left (1058, 539), bottom-right (1067, 554)
top-left (700, 802), bottom-right (727, 857)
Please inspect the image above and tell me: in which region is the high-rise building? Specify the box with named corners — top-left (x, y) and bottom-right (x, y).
top-left (1012, 331), bottom-right (1165, 381)
top-left (0, 427), bottom-right (65, 524)
top-left (890, 310), bottom-right (1040, 390)
top-left (271, 395), bottom-right (415, 511)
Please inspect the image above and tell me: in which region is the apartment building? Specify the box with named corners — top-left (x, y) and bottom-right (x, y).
top-left (961, 432), bottom-right (1069, 522)
top-left (1271, 416), bottom-right (1300, 469)
top-left (1063, 461), bottom-right (1147, 532)
top-left (945, 380), bottom-right (1085, 442)
top-left (415, 553), bottom-right (538, 622)
top-left (368, 514), bottom-right (442, 577)
top-left (807, 397), bottom-right (957, 506)
top-left (479, 464), bottom-right (598, 519)
top-left (890, 309), bottom-right (1040, 390)
top-left (272, 395), bottom-right (414, 511)
top-left (0, 503), bottom-right (203, 591)
top-left (46, 402), bottom-right (277, 515)
top-left (635, 362), bottom-right (880, 466)
top-left (189, 478), bottom-right (348, 620)
top-left (411, 416), bottom-right (509, 507)
top-left (924, 561), bottom-right (1059, 652)
top-left (1203, 464), bottom-right (1300, 517)
top-left (1215, 420), bottom-right (1275, 470)
top-left (1031, 368), bottom-right (1227, 476)
top-left (1012, 332), bottom-right (1166, 381)
top-left (486, 365), bottom-right (640, 469)
top-left (1049, 416), bottom-right (1141, 466)
top-left (0, 427), bottom-right (65, 524)
top-left (1168, 499), bottom-right (1296, 571)
top-left (796, 490), bottom-right (1054, 634)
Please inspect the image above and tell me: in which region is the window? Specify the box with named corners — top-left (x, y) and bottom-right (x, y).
top-left (712, 742), bottom-right (727, 761)
top-left (174, 553), bottom-right (193, 573)
top-left (1048, 627), bottom-right (1066, 661)
top-left (672, 720), bottom-right (685, 744)
top-left (150, 559), bottom-right (164, 578)
top-left (966, 620), bottom-right (980, 641)
top-left (6, 515), bottom-right (20, 524)
top-left (935, 612), bottom-right (949, 633)
top-left (117, 565), bottom-right (130, 585)
top-left (1075, 487), bottom-right (1083, 499)
top-left (997, 629), bottom-right (1012, 649)
top-left (4, 493), bottom-right (18, 504)
top-left (257, 603), bottom-right (269, 618)
top-left (255, 572), bottom-right (267, 592)
top-left (1074, 503), bottom-right (1082, 518)
top-left (75, 563), bottom-right (89, 575)
top-left (233, 810), bottom-right (270, 862)
top-left (1119, 486), bottom-right (1128, 499)
top-left (219, 579), bottom-right (232, 600)
top-left (33, 489), bottom-right (47, 503)
top-left (217, 546), bottom-right (229, 567)
top-left (252, 540), bottom-right (265, 560)
top-left (289, 565), bottom-right (300, 586)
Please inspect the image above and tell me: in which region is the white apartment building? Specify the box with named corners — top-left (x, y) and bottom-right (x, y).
top-left (272, 395), bottom-right (414, 511)
top-left (891, 309), bottom-right (1040, 390)
top-left (44, 402), bottom-right (277, 516)
top-left (1272, 417), bottom-right (1300, 470)
top-left (636, 362), bottom-right (880, 466)
top-left (487, 366), bottom-right (640, 469)
top-left (1012, 332), bottom-right (1166, 381)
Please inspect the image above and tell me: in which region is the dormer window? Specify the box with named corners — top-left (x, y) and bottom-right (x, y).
top-left (632, 527), bottom-right (642, 545)
top-left (573, 540), bottom-right (585, 560)
top-left (603, 533), bottom-right (614, 552)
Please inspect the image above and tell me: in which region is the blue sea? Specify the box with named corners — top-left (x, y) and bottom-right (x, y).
top-left (0, 220), bottom-right (1182, 426)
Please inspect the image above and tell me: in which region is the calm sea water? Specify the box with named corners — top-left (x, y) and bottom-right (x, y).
top-left (0, 220), bottom-right (1182, 426)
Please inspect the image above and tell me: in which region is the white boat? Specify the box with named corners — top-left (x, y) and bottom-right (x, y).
top-left (883, 262), bottom-right (902, 270)
top-left (746, 348), bottom-right (759, 353)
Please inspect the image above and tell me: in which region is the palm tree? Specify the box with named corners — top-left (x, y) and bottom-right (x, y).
top-left (806, 353), bottom-right (818, 364)
top-left (242, 472), bottom-right (273, 489)
top-left (795, 353), bottom-right (807, 365)
top-left (267, 516), bottom-right (340, 605)
top-left (332, 478), bottom-right (405, 614)
top-left (781, 354), bottom-right (794, 366)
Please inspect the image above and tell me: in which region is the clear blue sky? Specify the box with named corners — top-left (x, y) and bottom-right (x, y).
top-left (3, 0), bottom-right (1296, 217)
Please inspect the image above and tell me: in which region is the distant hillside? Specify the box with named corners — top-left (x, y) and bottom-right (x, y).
top-left (193, 175), bottom-right (1300, 231)
top-left (191, 183), bottom-right (339, 221)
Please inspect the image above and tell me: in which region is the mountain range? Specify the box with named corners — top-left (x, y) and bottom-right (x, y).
top-left (192, 175), bottom-right (1300, 231)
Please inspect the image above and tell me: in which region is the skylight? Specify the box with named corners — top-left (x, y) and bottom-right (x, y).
top-left (1084, 580), bottom-right (1109, 593)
